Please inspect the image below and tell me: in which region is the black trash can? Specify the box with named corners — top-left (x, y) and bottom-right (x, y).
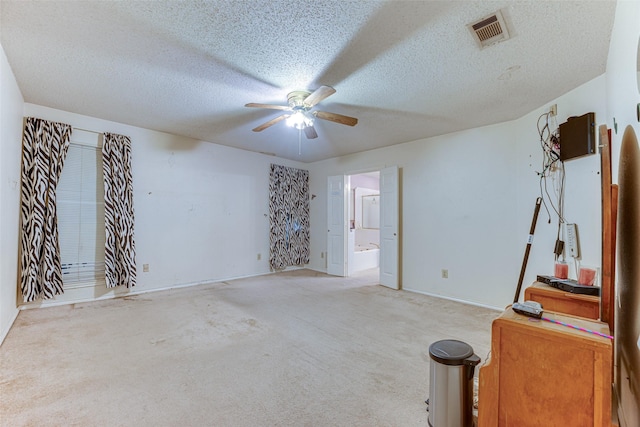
top-left (428, 339), bottom-right (480, 427)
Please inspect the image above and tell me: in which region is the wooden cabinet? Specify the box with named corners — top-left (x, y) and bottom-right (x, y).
top-left (478, 308), bottom-right (612, 427)
top-left (524, 282), bottom-right (600, 320)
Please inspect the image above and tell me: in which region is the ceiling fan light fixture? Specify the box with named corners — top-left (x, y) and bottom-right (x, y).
top-left (246, 85), bottom-right (357, 137)
top-left (286, 110), bottom-right (314, 129)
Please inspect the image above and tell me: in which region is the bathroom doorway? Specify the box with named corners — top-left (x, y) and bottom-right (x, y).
top-left (348, 171), bottom-right (380, 276)
top-left (327, 166), bottom-right (398, 288)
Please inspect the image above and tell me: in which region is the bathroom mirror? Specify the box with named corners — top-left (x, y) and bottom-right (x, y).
top-left (362, 195), bottom-right (380, 229)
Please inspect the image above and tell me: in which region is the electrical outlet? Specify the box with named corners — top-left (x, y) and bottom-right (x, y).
top-left (549, 104), bottom-right (557, 116)
top-left (565, 223), bottom-right (580, 258)
top-left (257, 253), bottom-right (261, 261)
top-left (441, 269), bottom-right (448, 279)
top-left (143, 263), bottom-right (149, 272)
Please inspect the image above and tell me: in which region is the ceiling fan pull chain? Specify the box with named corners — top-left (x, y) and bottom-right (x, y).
top-left (298, 128), bottom-right (302, 155)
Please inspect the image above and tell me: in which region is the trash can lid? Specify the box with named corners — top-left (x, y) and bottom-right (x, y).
top-left (429, 339), bottom-right (477, 366)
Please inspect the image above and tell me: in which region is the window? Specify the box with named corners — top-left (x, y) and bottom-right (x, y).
top-left (56, 130), bottom-right (105, 288)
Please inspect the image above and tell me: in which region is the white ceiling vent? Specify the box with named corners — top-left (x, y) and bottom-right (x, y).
top-left (468, 10), bottom-right (510, 49)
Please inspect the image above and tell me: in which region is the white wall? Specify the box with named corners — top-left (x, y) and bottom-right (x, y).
top-left (308, 75), bottom-right (607, 310)
top-left (516, 76), bottom-right (607, 293)
top-left (309, 121), bottom-right (519, 309)
top-left (350, 173), bottom-right (379, 190)
top-left (0, 43), bottom-right (24, 344)
top-left (21, 104), bottom-right (307, 305)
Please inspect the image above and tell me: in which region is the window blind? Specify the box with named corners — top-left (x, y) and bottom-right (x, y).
top-left (56, 131), bottom-right (106, 288)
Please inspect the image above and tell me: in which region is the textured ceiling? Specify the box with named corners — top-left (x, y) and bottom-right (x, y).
top-left (0, 1), bottom-right (616, 163)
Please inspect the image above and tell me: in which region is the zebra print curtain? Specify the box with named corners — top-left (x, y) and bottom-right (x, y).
top-left (19, 117), bottom-right (72, 302)
top-left (102, 133), bottom-right (137, 288)
top-left (269, 164), bottom-right (310, 270)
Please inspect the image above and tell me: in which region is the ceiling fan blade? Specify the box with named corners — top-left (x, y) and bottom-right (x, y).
top-left (245, 103), bottom-right (291, 111)
top-left (304, 126), bottom-right (318, 139)
top-left (314, 110), bottom-right (358, 127)
top-left (252, 114), bottom-right (289, 132)
top-left (303, 85), bottom-right (336, 107)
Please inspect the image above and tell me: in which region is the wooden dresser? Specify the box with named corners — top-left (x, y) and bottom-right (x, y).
top-left (524, 281), bottom-right (600, 320)
top-left (478, 308), bottom-right (612, 427)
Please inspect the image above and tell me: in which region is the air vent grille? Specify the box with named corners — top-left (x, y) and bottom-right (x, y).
top-left (468, 10), bottom-right (510, 48)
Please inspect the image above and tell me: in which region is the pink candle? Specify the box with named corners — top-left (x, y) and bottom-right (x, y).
top-left (554, 262), bottom-right (568, 279)
top-left (578, 268), bottom-right (596, 286)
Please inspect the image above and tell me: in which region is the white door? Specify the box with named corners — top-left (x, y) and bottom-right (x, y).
top-left (327, 175), bottom-right (348, 276)
top-left (380, 166), bottom-right (399, 289)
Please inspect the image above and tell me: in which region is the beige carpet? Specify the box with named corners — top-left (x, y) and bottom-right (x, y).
top-left (0, 269), bottom-right (498, 426)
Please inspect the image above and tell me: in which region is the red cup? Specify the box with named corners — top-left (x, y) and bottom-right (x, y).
top-left (554, 262), bottom-right (568, 279)
top-left (578, 268), bottom-right (596, 286)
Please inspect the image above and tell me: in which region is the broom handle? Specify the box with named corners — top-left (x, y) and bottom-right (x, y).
top-left (514, 197), bottom-right (542, 303)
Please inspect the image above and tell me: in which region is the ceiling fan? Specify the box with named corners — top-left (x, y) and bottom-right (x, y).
top-left (245, 85), bottom-right (358, 139)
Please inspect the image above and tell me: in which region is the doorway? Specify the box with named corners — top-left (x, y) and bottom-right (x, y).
top-left (327, 166), bottom-right (399, 289)
top-left (348, 172), bottom-right (380, 276)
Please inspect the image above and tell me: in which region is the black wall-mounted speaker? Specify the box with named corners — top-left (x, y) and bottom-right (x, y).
top-left (559, 112), bottom-right (596, 161)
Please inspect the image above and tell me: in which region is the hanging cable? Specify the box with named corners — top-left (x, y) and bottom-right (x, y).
top-left (535, 111), bottom-right (567, 261)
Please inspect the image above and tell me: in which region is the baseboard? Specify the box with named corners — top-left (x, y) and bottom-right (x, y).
top-left (403, 287), bottom-right (504, 312)
top-left (18, 268), bottom-right (306, 311)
